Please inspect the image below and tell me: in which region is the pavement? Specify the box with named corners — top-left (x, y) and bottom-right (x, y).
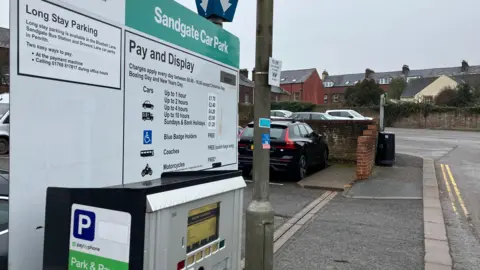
top-left (272, 153), bottom-right (425, 270)
top-left (344, 154), bottom-right (423, 199)
top-left (391, 127), bottom-right (480, 269)
top-left (241, 179), bottom-right (326, 258)
top-left (298, 164), bottom-right (356, 191)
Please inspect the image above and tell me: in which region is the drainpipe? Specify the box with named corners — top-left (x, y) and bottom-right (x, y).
top-left (301, 82), bottom-right (304, 102)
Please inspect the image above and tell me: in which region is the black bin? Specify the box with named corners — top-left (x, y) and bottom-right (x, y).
top-left (376, 131), bottom-right (395, 166)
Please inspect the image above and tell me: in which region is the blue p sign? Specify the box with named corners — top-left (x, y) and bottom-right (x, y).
top-left (73, 209), bottom-right (96, 241)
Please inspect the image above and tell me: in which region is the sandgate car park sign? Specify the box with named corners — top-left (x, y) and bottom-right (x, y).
top-left (9, 0), bottom-right (239, 268)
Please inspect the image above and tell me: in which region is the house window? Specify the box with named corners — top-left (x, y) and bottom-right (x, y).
top-left (293, 92), bottom-right (300, 101)
top-left (244, 93), bottom-right (250, 104)
top-left (423, 96), bottom-right (433, 104)
top-left (275, 95), bottom-right (279, 102)
top-left (324, 94), bottom-right (328, 103)
top-left (333, 94), bottom-right (339, 103)
top-left (379, 78), bottom-right (392, 84)
top-left (323, 82), bottom-right (334, 87)
top-left (407, 76), bottom-right (420, 82)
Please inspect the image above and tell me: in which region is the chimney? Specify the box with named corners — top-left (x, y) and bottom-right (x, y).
top-left (322, 70), bottom-right (329, 81)
top-left (461, 60), bottom-right (469, 72)
top-left (402, 64), bottom-right (410, 76)
top-left (365, 68), bottom-right (374, 79)
top-left (239, 68), bottom-right (248, 78)
top-left (252, 67), bottom-right (256, 82)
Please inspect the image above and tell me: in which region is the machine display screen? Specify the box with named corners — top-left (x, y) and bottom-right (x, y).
top-left (187, 202), bottom-right (220, 253)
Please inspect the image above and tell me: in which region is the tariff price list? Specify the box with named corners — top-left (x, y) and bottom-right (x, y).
top-left (207, 93), bottom-right (217, 130)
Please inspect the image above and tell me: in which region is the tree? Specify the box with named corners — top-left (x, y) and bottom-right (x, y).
top-left (455, 83), bottom-right (474, 107)
top-left (389, 78), bottom-right (406, 99)
top-left (434, 87), bottom-right (457, 106)
top-left (344, 79), bottom-right (385, 106)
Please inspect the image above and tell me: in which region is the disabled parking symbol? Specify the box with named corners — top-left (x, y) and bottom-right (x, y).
top-left (143, 130), bottom-right (152, 145)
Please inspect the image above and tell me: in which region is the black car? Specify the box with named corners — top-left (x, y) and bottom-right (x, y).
top-left (238, 119), bottom-right (329, 180)
top-left (0, 170), bottom-right (8, 269)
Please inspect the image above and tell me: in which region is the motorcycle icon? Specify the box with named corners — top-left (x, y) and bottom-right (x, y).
top-left (141, 164), bottom-right (153, 177)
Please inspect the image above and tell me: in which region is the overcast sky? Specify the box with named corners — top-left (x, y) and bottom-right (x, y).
top-left (2, 0), bottom-right (480, 75)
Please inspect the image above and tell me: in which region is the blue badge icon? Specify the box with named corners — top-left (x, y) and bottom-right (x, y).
top-left (143, 130), bottom-right (152, 145)
top-left (73, 209), bottom-right (96, 241)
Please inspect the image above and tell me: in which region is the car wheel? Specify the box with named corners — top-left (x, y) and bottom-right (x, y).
top-left (0, 138), bottom-right (8, 155)
top-left (294, 154), bottom-right (307, 180)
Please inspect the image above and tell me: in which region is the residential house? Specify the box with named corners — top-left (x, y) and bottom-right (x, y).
top-left (279, 68), bottom-right (325, 104)
top-left (0, 27), bottom-right (8, 94)
top-left (401, 76), bottom-right (453, 103)
top-left (322, 61), bottom-right (480, 104)
top-left (401, 73), bottom-right (480, 103)
top-left (238, 69), bottom-right (290, 104)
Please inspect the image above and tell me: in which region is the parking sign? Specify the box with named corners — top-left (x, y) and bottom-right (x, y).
top-left (73, 209), bottom-right (96, 241)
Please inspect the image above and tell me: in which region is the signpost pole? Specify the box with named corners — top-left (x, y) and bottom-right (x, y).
top-left (245, 0), bottom-right (275, 269)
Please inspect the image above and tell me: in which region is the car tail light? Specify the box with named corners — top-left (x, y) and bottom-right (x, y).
top-left (238, 143), bottom-right (247, 147)
top-left (277, 128), bottom-right (296, 149)
top-left (177, 260), bottom-right (185, 270)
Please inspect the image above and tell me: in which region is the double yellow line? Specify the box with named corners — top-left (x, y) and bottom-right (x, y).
top-left (440, 164), bottom-right (469, 218)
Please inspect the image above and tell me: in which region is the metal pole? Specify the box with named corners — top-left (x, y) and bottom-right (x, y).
top-left (380, 94), bottom-right (385, 131)
top-left (208, 15), bottom-right (224, 28)
top-left (245, 0), bottom-right (274, 269)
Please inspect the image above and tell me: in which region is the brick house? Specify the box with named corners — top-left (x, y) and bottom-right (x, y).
top-left (322, 61), bottom-right (480, 104)
top-left (238, 69), bottom-right (290, 104)
top-left (0, 27), bottom-right (9, 94)
top-left (279, 68), bottom-right (325, 104)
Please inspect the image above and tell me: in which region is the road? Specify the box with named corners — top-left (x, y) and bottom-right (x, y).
top-left (390, 127), bottom-right (480, 269)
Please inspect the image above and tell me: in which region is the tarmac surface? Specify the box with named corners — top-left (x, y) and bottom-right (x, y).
top-left (274, 197), bottom-right (424, 270)
top-left (391, 127), bottom-right (480, 269)
top-left (345, 154), bottom-right (423, 199)
top-left (241, 180), bottom-right (325, 257)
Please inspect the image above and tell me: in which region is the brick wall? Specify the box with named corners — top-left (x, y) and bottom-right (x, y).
top-left (356, 124), bottom-right (377, 180)
top-left (389, 111), bottom-right (480, 129)
top-left (303, 120), bottom-right (374, 162)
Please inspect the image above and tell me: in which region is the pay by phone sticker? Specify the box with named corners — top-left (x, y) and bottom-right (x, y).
top-left (69, 204), bottom-right (131, 270)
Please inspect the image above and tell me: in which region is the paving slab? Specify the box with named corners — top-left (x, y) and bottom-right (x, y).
top-left (344, 154), bottom-right (423, 199)
top-left (297, 164), bottom-right (356, 191)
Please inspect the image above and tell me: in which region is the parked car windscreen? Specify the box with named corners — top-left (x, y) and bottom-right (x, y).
top-left (350, 111), bottom-right (364, 118)
top-left (242, 125), bottom-right (286, 139)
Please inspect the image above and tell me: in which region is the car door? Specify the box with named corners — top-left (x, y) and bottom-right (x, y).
top-left (341, 111), bottom-right (354, 119)
top-left (304, 123), bottom-right (324, 162)
top-left (297, 124), bottom-right (315, 165)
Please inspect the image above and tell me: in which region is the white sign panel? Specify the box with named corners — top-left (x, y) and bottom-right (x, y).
top-left (123, 31), bottom-right (238, 183)
top-left (69, 204), bottom-right (131, 269)
top-left (19, 1), bottom-right (122, 88)
top-left (9, 0), bottom-right (240, 268)
top-left (268, 57), bottom-right (282, 87)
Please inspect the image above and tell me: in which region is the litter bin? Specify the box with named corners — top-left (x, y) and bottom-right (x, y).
top-left (376, 131), bottom-right (395, 166)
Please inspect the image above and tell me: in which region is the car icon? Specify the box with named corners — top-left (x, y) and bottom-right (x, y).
top-left (141, 164), bottom-right (153, 177)
top-left (142, 112), bottom-right (154, 121)
top-left (142, 101), bottom-right (154, 109)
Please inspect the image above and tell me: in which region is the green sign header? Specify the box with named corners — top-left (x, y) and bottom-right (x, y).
top-left (126, 0), bottom-right (240, 68)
